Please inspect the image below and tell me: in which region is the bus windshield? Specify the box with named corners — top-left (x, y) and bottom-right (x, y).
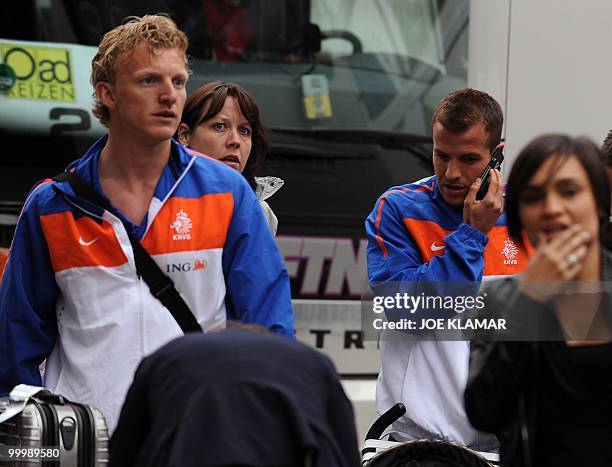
top-left (1, 0), bottom-right (468, 132)
top-left (0, 0), bottom-right (468, 206)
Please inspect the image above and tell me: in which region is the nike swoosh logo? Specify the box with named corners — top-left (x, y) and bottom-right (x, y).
top-left (79, 237), bottom-right (98, 247)
top-left (430, 242), bottom-right (446, 251)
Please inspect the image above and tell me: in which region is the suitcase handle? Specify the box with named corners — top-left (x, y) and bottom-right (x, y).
top-left (33, 391), bottom-right (67, 405)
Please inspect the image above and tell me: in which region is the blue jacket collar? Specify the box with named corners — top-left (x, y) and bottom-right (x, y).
top-left (53, 136), bottom-right (195, 217)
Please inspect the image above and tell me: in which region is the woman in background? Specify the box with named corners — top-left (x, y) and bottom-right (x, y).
top-left (177, 81), bottom-right (283, 235)
top-left (465, 134), bottom-right (612, 467)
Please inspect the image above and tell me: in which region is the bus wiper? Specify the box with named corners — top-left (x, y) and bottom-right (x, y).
top-left (270, 127), bottom-right (432, 164)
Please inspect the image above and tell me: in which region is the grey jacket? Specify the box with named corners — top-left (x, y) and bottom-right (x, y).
top-left (255, 176), bottom-right (284, 236)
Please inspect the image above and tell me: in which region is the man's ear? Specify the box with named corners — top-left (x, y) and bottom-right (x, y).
top-left (177, 123), bottom-right (191, 146)
top-left (95, 81), bottom-right (116, 110)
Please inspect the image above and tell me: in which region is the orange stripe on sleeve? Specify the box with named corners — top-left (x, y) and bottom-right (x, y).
top-left (40, 213), bottom-right (128, 272)
top-left (0, 248), bottom-right (8, 281)
top-left (373, 184), bottom-right (434, 258)
top-left (142, 193), bottom-right (234, 255)
top-left (374, 188), bottom-right (411, 257)
top-left (16, 179), bottom-right (53, 221)
top-left (1, 179), bottom-right (54, 279)
top-left (374, 198), bottom-right (390, 257)
top-left (413, 184), bottom-right (434, 193)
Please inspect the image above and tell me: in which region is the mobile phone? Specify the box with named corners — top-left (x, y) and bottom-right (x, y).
top-left (476, 147), bottom-right (504, 200)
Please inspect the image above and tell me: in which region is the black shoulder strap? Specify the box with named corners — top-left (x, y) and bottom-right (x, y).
top-left (54, 172), bottom-right (202, 333)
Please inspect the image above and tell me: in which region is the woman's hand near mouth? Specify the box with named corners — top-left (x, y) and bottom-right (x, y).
top-left (518, 224), bottom-right (592, 301)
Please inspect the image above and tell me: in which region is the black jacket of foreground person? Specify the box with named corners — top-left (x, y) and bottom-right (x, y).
top-left (110, 329), bottom-right (360, 467)
top-left (465, 248), bottom-right (612, 467)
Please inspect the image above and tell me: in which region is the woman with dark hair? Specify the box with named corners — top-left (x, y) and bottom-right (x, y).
top-left (464, 134), bottom-right (612, 466)
top-left (177, 81), bottom-right (283, 235)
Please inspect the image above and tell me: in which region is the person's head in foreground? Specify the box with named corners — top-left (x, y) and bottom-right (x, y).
top-left (109, 329), bottom-right (360, 467)
top-left (465, 134), bottom-right (612, 467)
top-left (177, 81), bottom-right (268, 187)
top-left (505, 133), bottom-right (611, 283)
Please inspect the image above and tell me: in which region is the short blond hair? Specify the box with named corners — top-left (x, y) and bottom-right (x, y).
top-left (91, 14), bottom-right (189, 127)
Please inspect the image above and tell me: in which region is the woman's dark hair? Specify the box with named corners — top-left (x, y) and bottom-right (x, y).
top-left (179, 81), bottom-right (269, 189)
top-left (506, 134), bottom-right (612, 249)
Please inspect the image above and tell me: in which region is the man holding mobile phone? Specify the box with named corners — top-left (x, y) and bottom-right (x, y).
top-left (365, 88), bottom-right (527, 450)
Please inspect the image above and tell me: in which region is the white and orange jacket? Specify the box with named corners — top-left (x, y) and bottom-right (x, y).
top-left (366, 176), bottom-right (527, 451)
top-left (0, 137), bottom-right (294, 431)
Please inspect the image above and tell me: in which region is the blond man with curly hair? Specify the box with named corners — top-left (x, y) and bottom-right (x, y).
top-left (0, 15), bottom-right (294, 432)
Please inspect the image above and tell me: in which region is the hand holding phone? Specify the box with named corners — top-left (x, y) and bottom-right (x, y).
top-left (476, 147), bottom-right (504, 200)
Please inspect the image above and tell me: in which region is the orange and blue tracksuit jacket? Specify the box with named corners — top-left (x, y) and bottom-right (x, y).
top-left (365, 175), bottom-right (527, 450)
top-left (0, 136), bottom-right (294, 432)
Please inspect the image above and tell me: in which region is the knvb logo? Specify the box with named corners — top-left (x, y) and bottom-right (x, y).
top-left (165, 259), bottom-right (208, 273)
top-left (501, 238), bottom-right (518, 265)
top-left (170, 209), bottom-right (192, 240)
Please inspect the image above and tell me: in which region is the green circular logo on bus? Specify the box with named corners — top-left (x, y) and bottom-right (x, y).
top-left (0, 63), bottom-right (17, 93)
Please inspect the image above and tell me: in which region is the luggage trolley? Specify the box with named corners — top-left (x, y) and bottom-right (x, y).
top-left (362, 404), bottom-right (500, 466)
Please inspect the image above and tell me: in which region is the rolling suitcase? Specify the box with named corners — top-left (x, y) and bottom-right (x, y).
top-left (0, 385), bottom-right (109, 466)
